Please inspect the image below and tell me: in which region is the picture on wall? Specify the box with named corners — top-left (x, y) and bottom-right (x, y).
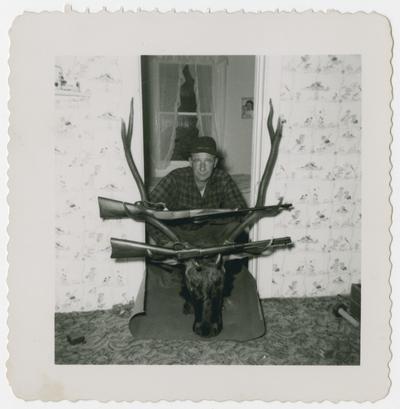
top-left (241, 97), bottom-right (254, 119)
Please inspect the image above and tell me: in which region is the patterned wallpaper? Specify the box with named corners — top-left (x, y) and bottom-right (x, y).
top-left (266, 55), bottom-right (361, 298)
top-left (55, 55), bottom-right (361, 312)
top-left (55, 56), bottom-right (145, 312)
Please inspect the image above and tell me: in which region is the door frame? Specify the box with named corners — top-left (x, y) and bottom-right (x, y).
top-left (249, 55), bottom-right (283, 298)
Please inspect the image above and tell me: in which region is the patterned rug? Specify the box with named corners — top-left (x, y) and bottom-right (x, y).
top-left (55, 295), bottom-right (359, 365)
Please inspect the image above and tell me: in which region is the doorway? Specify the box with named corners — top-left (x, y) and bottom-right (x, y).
top-left (140, 55), bottom-right (256, 204)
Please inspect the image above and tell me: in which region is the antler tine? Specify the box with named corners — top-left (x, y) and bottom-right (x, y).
top-left (122, 203), bottom-right (181, 244)
top-left (127, 98), bottom-right (134, 146)
top-left (256, 111), bottom-right (283, 207)
top-left (121, 98), bottom-right (148, 201)
top-left (267, 98), bottom-right (275, 143)
top-left (224, 99), bottom-right (284, 243)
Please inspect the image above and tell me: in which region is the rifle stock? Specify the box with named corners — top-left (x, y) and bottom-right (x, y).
top-left (110, 236), bottom-right (293, 260)
top-left (98, 197), bottom-right (139, 219)
top-left (110, 238), bottom-right (177, 259)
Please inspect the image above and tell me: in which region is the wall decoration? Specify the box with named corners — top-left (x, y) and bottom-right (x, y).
top-left (241, 97), bottom-right (254, 119)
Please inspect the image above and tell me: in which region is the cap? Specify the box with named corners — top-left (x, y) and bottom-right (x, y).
top-left (189, 136), bottom-right (218, 156)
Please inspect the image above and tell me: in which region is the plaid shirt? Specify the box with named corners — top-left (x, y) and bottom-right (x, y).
top-left (148, 167), bottom-right (247, 243)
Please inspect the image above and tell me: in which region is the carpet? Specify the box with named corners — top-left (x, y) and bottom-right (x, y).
top-left (55, 295), bottom-right (360, 365)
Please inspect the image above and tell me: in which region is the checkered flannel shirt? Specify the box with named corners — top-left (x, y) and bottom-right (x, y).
top-left (148, 167), bottom-right (247, 244)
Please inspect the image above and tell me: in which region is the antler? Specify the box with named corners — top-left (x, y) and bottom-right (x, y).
top-left (121, 98), bottom-right (182, 245)
top-left (121, 98), bottom-right (148, 201)
top-left (224, 99), bottom-right (284, 243)
top-left (123, 203), bottom-right (180, 243)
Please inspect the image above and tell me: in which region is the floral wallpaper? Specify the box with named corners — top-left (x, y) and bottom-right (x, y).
top-left (55, 56), bottom-right (145, 312)
top-left (267, 55), bottom-right (361, 298)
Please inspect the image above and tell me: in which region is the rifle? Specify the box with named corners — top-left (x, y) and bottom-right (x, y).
top-left (98, 196), bottom-right (293, 223)
top-left (110, 236), bottom-right (293, 260)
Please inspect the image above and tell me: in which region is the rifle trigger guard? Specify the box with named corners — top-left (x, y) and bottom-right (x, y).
top-left (172, 242), bottom-right (190, 251)
top-left (134, 200), bottom-right (167, 211)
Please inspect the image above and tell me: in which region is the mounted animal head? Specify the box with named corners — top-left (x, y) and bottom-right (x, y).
top-left (113, 98), bottom-right (286, 338)
top-left (181, 255), bottom-right (225, 337)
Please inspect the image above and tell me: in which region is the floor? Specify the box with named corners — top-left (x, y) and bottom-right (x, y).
top-left (55, 295), bottom-right (360, 365)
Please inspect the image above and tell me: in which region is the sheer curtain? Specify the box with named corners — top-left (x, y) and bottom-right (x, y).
top-left (152, 56), bottom-right (228, 171)
top-left (211, 60), bottom-right (228, 150)
top-left (156, 62), bottom-right (184, 169)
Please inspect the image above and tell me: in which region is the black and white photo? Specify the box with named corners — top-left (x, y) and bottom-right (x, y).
top-left (52, 54), bottom-right (362, 364)
top-left (7, 11), bottom-right (392, 402)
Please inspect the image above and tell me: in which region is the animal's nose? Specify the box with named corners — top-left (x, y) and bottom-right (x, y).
top-left (193, 321), bottom-right (221, 338)
top-left (194, 322), bottom-right (211, 337)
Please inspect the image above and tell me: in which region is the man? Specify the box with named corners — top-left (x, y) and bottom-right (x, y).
top-left (148, 136), bottom-right (247, 245)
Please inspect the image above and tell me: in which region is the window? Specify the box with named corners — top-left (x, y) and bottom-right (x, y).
top-left (158, 62), bottom-right (214, 161)
top-left (141, 56), bottom-right (228, 179)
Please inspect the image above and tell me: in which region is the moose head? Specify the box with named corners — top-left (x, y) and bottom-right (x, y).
top-left (181, 255), bottom-right (225, 337)
top-left (101, 98), bottom-right (292, 338)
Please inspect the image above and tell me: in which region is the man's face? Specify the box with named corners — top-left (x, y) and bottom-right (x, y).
top-left (189, 152), bottom-right (218, 183)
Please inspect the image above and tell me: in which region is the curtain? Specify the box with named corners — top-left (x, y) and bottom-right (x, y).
top-left (211, 60), bottom-right (228, 148)
top-left (194, 64), bottom-right (212, 139)
top-left (153, 57), bottom-right (228, 170)
top-left (156, 63), bottom-right (184, 169)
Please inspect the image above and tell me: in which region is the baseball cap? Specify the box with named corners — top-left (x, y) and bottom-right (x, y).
top-left (189, 136), bottom-right (218, 156)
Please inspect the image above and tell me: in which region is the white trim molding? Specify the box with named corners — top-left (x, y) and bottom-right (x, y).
top-left (250, 55), bottom-right (283, 299)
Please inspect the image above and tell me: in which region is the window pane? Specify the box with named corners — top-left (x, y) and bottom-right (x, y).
top-left (196, 64), bottom-right (212, 113)
top-left (178, 65), bottom-right (197, 113)
top-left (159, 113), bottom-right (175, 161)
top-left (198, 115), bottom-right (212, 137)
top-left (172, 114), bottom-right (199, 160)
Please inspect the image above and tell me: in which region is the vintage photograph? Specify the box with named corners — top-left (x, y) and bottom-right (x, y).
top-left (54, 54), bottom-right (361, 365)
top-left (7, 10), bottom-right (392, 401)
top-left (241, 97), bottom-right (254, 118)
